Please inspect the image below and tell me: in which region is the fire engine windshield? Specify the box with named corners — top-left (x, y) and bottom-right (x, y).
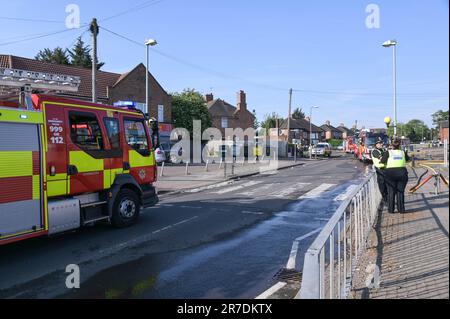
top-left (124, 119), bottom-right (150, 155)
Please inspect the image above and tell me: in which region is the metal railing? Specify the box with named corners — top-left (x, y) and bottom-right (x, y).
top-left (297, 171), bottom-right (382, 299)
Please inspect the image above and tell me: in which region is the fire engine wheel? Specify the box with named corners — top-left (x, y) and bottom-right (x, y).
top-left (112, 189), bottom-right (141, 228)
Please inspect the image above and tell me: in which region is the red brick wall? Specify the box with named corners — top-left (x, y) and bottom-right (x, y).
top-left (211, 111), bottom-right (255, 137)
top-left (441, 128), bottom-right (449, 141)
top-left (108, 64), bottom-right (172, 123)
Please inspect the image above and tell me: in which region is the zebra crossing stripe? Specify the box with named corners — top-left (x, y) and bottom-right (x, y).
top-left (271, 183), bottom-right (310, 198)
top-left (298, 183), bottom-right (336, 199)
top-left (334, 185), bottom-right (358, 201)
top-left (211, 181), bottom-right (263, 194)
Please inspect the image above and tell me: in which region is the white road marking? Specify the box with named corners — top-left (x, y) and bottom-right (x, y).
top-left (211, 181), bottom-right (263, 194)
top-left (242, 211), bottom-right (265, 215)
top-left (298, 183), bottom-right (336, 199)
top-left (187, 181), bottom-right (232, 193)
top-left (240, 183), bottom-right (276, 197)
top-left (179, 205), bottom-right (203, 209)
top-left (152, 216), bottom-right (198, 234)
top-left (286, 228), bottom-right (322, 270)
top-left (271, 183), bottom-right (310, 198)
top-left (334, 185), bottom-right (358, 201)
top-left (255, 282), bottom-right (287, 299)
top-left (97, 216), bottom-right (199, 256)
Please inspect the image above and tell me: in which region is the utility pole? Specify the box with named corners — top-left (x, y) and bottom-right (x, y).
top-left (90, 18), bottom-right (99, 103)
top-left (287, 88), bottom-right (293, 143)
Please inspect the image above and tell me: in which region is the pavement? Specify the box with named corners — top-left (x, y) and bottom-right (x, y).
top-left (0, 154), bottom-right (368, 299)
top-left (350, 165), bottom-right (449, 299)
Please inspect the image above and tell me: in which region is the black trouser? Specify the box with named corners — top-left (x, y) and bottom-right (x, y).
top-left (375, 168), bottom-right (388, 201)
top-left (384, 168), bottom-right (409, 213)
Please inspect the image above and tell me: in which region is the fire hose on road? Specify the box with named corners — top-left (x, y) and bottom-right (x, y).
top-left (409, 163), bottom-right (449, 194)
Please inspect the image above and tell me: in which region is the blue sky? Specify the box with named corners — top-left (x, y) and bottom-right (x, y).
top-left (1, 0), bottom-right (448, 128)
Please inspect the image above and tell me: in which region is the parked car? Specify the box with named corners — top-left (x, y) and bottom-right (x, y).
top-left (155, 146), bottom-right (166, 163)
top-left (312, 143), bottom-right (332, 157)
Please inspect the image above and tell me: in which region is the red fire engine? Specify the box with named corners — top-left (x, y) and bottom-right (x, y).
top-left (0, 68), bottom-right (159, 245)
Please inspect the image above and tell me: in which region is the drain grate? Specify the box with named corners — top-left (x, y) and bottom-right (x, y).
top-left (273, 268), bottom-right (303, 282)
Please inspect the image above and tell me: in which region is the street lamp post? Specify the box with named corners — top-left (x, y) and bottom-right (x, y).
top-left (382, 40), bottom-right (398, 137)
top-left (309, 106), bottom-right (319, 159)
top-left (145, 39), bottom-right (158, 115)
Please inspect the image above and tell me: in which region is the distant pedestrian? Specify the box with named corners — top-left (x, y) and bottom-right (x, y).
top-left (371, 138), bottom-right (388, 202)
top-left (381, 139), bottom-right (410, 214)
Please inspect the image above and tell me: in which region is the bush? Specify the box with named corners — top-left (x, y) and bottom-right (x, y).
top-left (328, 139), bottom-right (343, 148)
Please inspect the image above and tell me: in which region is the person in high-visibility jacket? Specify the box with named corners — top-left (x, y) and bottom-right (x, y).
top-left (380, 139), bottom-right (410, 214)
top-left (371, 138), bottom-right (388, 202)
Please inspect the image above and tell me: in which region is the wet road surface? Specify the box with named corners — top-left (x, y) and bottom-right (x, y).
top-left (0, 156), bottom-right (368, 299)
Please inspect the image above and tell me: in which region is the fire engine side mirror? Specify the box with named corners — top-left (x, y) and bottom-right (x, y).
top-left (140, 149), bottom-right (151, 157)
top-left (68, 165), bottom-right (78, 176)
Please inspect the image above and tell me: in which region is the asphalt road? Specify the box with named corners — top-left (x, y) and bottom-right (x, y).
top-left (0, 155), bottom-right (368, 299)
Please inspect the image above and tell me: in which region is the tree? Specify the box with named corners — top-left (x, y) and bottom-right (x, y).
top-left (292, 107), bottom-right (306, 119)
top-left (388, 120), bottom-right (430, 142)
top-left (35, 37), bottom-right (104, 70)
top-left (171, 89), bottom-right (212, 136)
top-left (432, 110), bottom-right (449, 127)
top-left (35, 47), bottom-right (70, 65)
top-left (252, 109), bottom-right (259, 130)
top-left (68, 37), bottom-right (104, 70)
top-left (260, 112), bottom-right (283, 133)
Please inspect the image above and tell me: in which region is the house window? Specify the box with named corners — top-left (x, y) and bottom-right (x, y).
top-left (158, 105), bottom-right (164, 123)
top-left (221, 117), bottom-right (228, 128)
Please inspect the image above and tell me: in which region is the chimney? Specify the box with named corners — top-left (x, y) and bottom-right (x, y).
top-left (326, 120), bottom-right (331, 126)
top-left (340, 123), bottom-right (345, 128)
top-left (205, 93), bottom-right (214, 103)
top-left (237, 90), bottom-right (247, 111)
top-left (305, 117), bottom-right (311, 122)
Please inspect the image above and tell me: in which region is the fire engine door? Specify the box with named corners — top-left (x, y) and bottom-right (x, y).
top-left (66, 110), bottom-right (106, 195)
top-left (0, 121), bottom-right (44, 240)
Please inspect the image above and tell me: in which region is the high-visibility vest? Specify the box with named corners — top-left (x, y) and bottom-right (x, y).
top-left (386, 150), bottom-right (406, 169)
top-left (371, 149), bottom-right (385, 169)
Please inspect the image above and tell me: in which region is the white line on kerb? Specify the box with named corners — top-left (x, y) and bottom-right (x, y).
top-left (255, 282), bottom-right (287, 299)
top-left (286, 228), bottom-right (322, 270)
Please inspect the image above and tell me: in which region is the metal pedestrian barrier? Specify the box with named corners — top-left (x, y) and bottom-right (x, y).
top-left (297, 172), bottom-right (382, 299)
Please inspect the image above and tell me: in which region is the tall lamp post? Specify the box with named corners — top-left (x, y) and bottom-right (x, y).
top-left (309, 106), bottom-right (319, 159)
top-left (382, 40), bottom-right (398, 137)
top-left (145, 39), bottom-right (158, 115)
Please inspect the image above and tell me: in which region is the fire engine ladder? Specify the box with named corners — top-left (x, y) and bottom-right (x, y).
top-left (0, 68), bottom-right (81, 109)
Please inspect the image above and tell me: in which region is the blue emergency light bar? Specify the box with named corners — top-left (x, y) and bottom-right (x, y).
top-left (113, 101), bottom-right (138, 110)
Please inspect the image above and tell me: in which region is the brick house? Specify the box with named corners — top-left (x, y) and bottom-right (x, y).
top-left (0, 55), bottom-right (172, 135)
top-left (321, 121), bottom-right (343, 140)
top-left (336, 124), bottom-right (352, 139)
top-left (279, 117), bottom-right (324, 145)
top-left (439, 120), bottom-right (449, 142)
top-left (206, 90), bottom-right (255, 137)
